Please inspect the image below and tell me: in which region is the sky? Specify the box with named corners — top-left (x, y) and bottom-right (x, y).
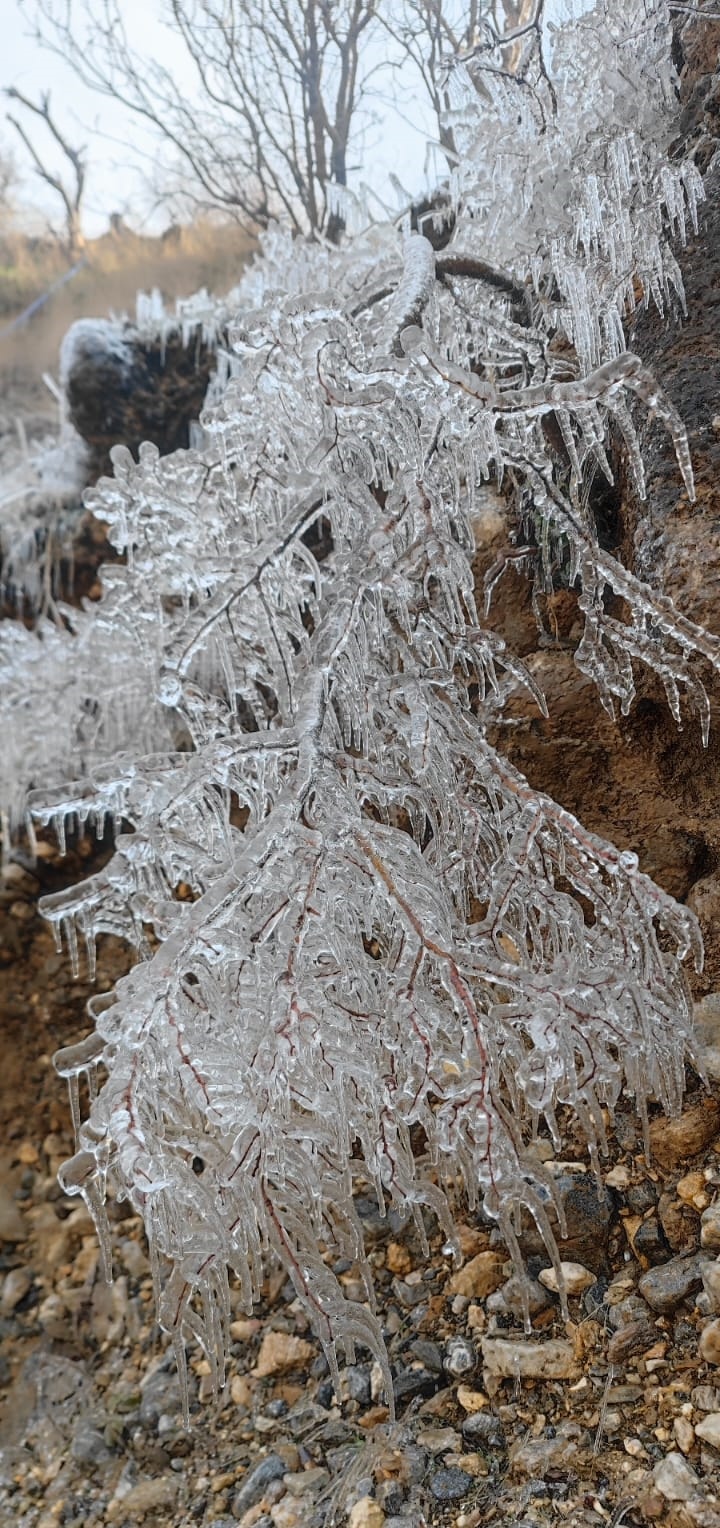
top-left (4, 0), bottom-right (439, 237)
top-left (4, 0), bottom-right (592, 238)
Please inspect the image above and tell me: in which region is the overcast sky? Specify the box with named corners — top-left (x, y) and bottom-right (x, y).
top-left (5, 0), bottom-right (593, 238)
top-left (5, 0), bottom-right (440, 236)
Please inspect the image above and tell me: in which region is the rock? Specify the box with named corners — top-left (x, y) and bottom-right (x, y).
top-left (487, 1274), bottom-right (552, 1319)
top-left (633, 1216), bottom-right (670, 1265)
top-left (702, 1202), bottom-right (720, 1250)
top-left (344, 1365), bottom-right (372, 1404)
top-left (253, 1333), bottom-right (315, 1379)
top-left (429, 1468), bottom-right (472, 1502)
top-left (517, 1173), bottom-right (614, 1273)
top-left (0, 1267), bottom-right (32, 1313)
top-left (638, 1253), bottom-right (708, 1312)
top-left (61, 316), bottom-right (216, 480)
top-left (408, 1340), bottom-right (443, 1372)
top-left (107, 1477), bottom-right (179, 1519)
top-left (702, 1261), bottom-right (720, 1312)
top-left (658, 1192), bottom-right (701, 1253)
top-left (232, 1456), bottom-right (287, 1517)
top-left (648, 1101), bottom-right (720, 1171)
top-left (461, 1411), bottom-right (506, 1449)
top-left (693, 993), bottom-right (720, 1081)
top-left (139, 1368), bottom-right (182, 1427)
top-left (443, 1338), bottom-right (477, 1378)
top-left (700, 1320), bottom-right (720, 1365)
top-left (653, 1451), bottom-right (703, 1501)
top-left (283, 1468), bottom-right (330, 1496)
top-left (0, 1187), bottom-right (26, 1244)
top-left (607, 1318), bottom-right (658, 1366)
top-left (417, 1427), bottom-right (462, 1454)
top-left (538, 1261), bottom-right (595, 1295)
top-left (347, 1499), bottom-right (386, 1528)
top-left (385, 1242), bottom-right (412, 1275)
top-left (456, 1385), bottom-right (488, 1413)
top-left (270, 1503), bottom-right (302, 1528)
top-left (674, 1416), bottom-right (696, 1454)
top-left (447, 1250), bottom-right (505, 1299)
top-left (481, 1336), bottom-right (580, 1382)
top-left (677, 1171), bottom-right (709, 1208)
top-left (509, 1423), bottom-right (582, 1477)
top-left (70, 1420), bottom-right (112, 1469)
top-left (695, 1413), bottom-right (720, 1448)
top-left (392, 1367), bottom-right (438, 1401)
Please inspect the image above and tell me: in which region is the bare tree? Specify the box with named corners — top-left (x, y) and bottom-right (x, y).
top-left (27, 0), bottom-right (380, 239)
top-left (380, 0), bottom-right (553, 159)
top-left (5, 87), bottom-right (86, 255)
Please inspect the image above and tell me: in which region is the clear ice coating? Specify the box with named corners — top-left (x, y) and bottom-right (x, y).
top-left (0, 0), bottom-right (714, 1419)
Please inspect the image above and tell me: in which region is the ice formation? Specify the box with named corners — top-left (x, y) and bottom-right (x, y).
top-left (1, 0), bottom-right (716, 1417)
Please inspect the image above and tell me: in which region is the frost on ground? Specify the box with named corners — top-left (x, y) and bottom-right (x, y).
top-left (0, 0), bottom-right (716, 1424)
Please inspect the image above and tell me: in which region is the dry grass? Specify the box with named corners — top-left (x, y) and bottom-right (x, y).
top-left (0, 219), bottom-right (255, 407)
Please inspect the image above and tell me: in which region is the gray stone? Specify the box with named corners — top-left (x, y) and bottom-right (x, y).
top-left (481, 1335), bottom-right (580, 1381)
top-left (517, 1173), bottom-right (614, 1273)
top-left (509, 1424), bottom-right (582, 1477)
top-left (0, 1188), bottom-right (26, 1244)
top-left (429, 1468), bottom-right (472, 1502)
top-left (443, 1338), bottom-right (477, 1378)
top-left (653, 1451), bottom-right (703, 1502)
top-left (232, 1454), bottom-right (287, 1517)
top-left (633, 1216), bottom-right (669, 1265)
top-left (71, 1421), bottom-right (112, 1469)
top-left (344, 1365), bottom-right (372, 1405)
top-left (139, 1369), bottom-right (182, 1427)
top-left (702, 1202), bottom-right (720, 1251)
top-left (639, 1253), bottom-right (708, 1313)
top-left (461, 1411), bottom-right (506, 1449)
top-left (487, 1274), bottom-right (552, 1320)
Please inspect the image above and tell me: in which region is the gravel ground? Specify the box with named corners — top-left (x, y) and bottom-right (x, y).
top-left (4, 851), bottom-right (720, 1527)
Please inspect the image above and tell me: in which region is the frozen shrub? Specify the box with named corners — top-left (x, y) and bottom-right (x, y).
top-left (1, 0), bottom-right (718, 1417)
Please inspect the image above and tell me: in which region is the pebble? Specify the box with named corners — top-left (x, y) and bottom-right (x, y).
top-left (0, 1187), bottom-right (26, 1244)
top-left (638, 1253), bottom-right (708, 1313)
top-left (461, 1411), bottom-right (505, 1449)
top-left (344, 1365), bottom-right (372, 1404)
top-left (525, 1172), bottom-right (614, 1271)
top-left (0, 1266), bottom-right (32, 1313)
top-left (139, 1368), bottom-right (182, 1427)
top-left (456, 1385), bottom-right (488, 1413)
top-left (481, 1336), bottom-right (580, 1381)
top-left (653, 1451), bottom-right (703, 1502)
top-left (701, 1202), bottom-right (720, 1250)
top-left (107, 1477), bottom-right (179, 1519)
top-left (674, 1416), bottom-right (696, 1454)
top-left (347, 1499), bottom-right (386, 1528)
top-left (633, 1216), bottom-right (669, 1265)
top-left (658, 1192), bottom-right (700, 1253)
top-left (695, 1413), bottom-right (720, 1448)
top-left (429, 1467), bottom-right (472, 1502)
top-left (509, 1423), bottom-right (582, 1476)
top-left (700, 1319), bottom-right (720, 1365)
top-left (283, 1467), bottom-right (329, 1497)
top-left (417, 1427), bottom-right (461, 1454)
top-left (253, 1333), bottom-right (315, 1378)
top-left (648, 1101), bottom-right (720, 1171)
top-left (538, 1260), bottom-right (594, 1295)
top-left (70, 1420), bottom-right (112, 1469)
top-left (232, 1455), bottom-right (287, 1517)
top-left (443, 1338), bottom-right (477, 1378)
top-left (447, 1251), bottom-right (505, 1299)
top-left (486, 1275), bottom-right (551, 1319)
top-left (607, 1318), bottom-right (658, 1366)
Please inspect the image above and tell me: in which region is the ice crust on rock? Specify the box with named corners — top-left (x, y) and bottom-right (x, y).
top-left (0, 0), bottom-right (714, 1419)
